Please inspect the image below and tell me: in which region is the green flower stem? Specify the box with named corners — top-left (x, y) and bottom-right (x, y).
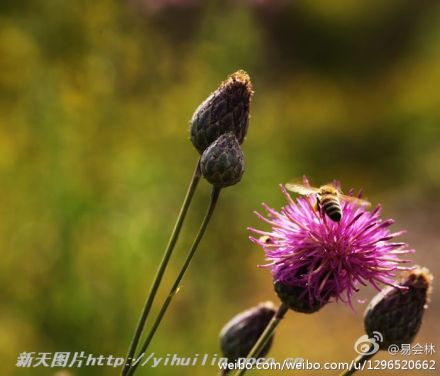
top-left (235, 303), bottom-right (289, 376)
top-left (338, 344), bottom-right (375, 376)
top-left (122, 160), bottom-right (201, 376)
top-left (127, 187), bottom-right (222, 376)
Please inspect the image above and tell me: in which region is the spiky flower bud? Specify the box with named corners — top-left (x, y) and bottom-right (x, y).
top-left (275, 280), bottom-right (329, 314)
top-left (190, 70), bottom-right (253, 154)
top-left (364, 266), bottom-right (433, 349)
top-left (200, 133), bottom-right (244, 188)
top-left (220, 302), bottom-right (276, 367)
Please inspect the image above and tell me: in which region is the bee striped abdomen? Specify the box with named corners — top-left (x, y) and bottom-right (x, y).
top-left (320, 195), bottom-right (342, 222)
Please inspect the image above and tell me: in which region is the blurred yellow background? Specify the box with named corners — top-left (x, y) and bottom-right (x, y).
top-left (0, 0), bottom-right (439, 375)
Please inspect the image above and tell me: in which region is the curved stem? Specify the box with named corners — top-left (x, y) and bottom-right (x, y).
top-left (122, 160), bottom-right (201, 375)
top-left (235, 303), bottom-right (289, 376)
top-left (338, 345), bottom-right (376, 376)
top-left (127, 187), bottom-right (222, 376)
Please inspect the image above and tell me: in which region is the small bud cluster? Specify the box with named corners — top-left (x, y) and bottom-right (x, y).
top-left (275, 281), bottom-right (328, 314)
top-left (190, 70), bottom-right (253, 188)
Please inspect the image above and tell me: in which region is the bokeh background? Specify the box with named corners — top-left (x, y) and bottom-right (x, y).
top-left (1, 0), bottom-right (439, 375)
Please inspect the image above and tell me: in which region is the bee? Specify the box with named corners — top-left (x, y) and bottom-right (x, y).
top-left (285, 181), bottom-right (370, 222)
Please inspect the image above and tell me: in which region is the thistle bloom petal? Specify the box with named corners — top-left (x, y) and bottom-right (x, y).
top-left (249, 184), bottom-right (414, 308)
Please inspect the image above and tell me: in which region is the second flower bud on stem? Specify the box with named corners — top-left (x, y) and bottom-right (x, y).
top-left (201, 133), bottom-right (245, 188)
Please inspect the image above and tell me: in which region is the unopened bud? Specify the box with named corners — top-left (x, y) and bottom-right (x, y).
top-left (190, 70), bottom-right (253, 154)
top-left (220, 302), bottom-right (276, 367)
top-left (200, 133), bottom-right (244, 187)
top-left (364, 266), bottom-right (433, 349)
top-left (274, 281), bottom-right (329, 314)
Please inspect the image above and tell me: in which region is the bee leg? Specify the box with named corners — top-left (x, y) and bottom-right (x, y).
top-left (314, 198), bottom-right (320, 213)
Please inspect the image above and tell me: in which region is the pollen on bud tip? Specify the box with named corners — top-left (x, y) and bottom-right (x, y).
top-left (219, 302), bottom-right (276, 368)
top-left (200, 133), bottom-right (244, 188)
top-left (364, 266), bottom-right (433, 350)
top-left (275, 281), bottom-right (329, 314)
top-left (190, 70), bottom-right (253, 154)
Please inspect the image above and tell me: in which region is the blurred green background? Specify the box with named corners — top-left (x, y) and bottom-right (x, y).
top-left (1, 0), bottom-right (439, 375)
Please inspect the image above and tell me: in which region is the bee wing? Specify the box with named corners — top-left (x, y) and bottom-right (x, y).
top-left (285, 183), bottom-right (319, 196)
top-left (320, 181), bottom-right (370, 207)
top-left (338, 194), bottom-right (371, 207)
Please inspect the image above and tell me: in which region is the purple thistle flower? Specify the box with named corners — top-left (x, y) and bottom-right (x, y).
top-left (248, 182), bottom-right (414, 309)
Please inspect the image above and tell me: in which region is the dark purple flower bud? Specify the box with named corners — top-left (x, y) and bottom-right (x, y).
top-left (364, 266), bottom-right (433, 350)
top-left (200, 133), bottom-right (244, 188)
top-left (219, 302), bottom-right (276, 368)
top-left (190, 70), bottom-right (253, 154)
